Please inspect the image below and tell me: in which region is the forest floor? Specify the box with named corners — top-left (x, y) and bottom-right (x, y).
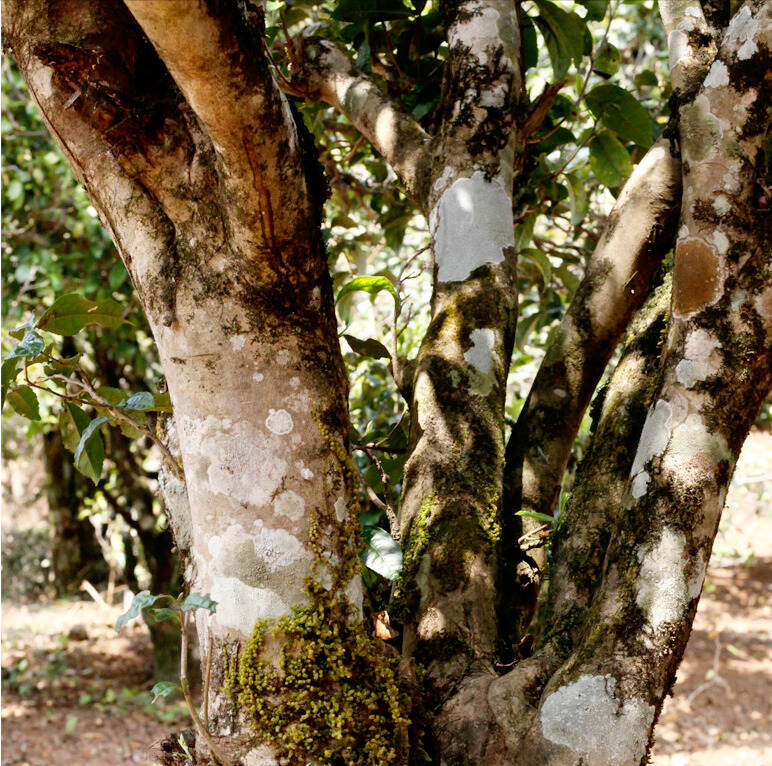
top-left (1, 430), bottom-right (770, 766)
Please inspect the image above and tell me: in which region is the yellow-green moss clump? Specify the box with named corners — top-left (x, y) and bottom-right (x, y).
top-left (225, 584), bottom-right (411, 765)
top-left (224, 413), bottom-right (413, 765)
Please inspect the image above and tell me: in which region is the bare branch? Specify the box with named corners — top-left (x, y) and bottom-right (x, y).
top-left (293, 38), bottom-right (431, 201)
top-left (658, 0), bottom-right (717, 94)
top-left (504, 138), bottom-right (681, 523)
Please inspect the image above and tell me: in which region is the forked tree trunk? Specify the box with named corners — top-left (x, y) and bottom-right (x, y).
top-left (4, 0), bottom-right (771, 764)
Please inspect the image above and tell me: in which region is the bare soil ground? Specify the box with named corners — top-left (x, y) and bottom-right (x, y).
top-left (2, 431), bottom-right (770, 765)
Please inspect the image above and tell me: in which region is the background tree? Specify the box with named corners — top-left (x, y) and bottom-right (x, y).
top-left (2, 0), bottom-right (770, 764)
top-left (2, 58), bottom-right (183, 677)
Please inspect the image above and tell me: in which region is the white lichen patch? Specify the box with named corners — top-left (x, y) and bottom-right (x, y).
top-left (636, 527), bottom-right (691, 628)
top-left (265, 408), bottom-right (293, 435)
top-left (710, 229), bottom-right (729, 254)
top-left (662, 413), bottom-right (733, 480)
top-left (631, 471), bottom-right (650, 499)
top-left (704, 60), bottom-right (730, 89)
top-left (252, 372), bottom-right (264, 383)
top-left (540, 674), bottom-right (654, 766)
top-left (345, 575), bottom-right (364, 613)
top-left (274, 489), bottom-right (305, 521)
top-left (243, 747), bottom-right (279, 766)
top-left (725, 5), bottom-right (760, 60)
top-left (181, 416), bottom-right (286, 509)
top-left (301, 467), bottom-right (314, 480)
top-left (229, 334), bottom-right (247, 351)
top-left (448, 4), bottom-right (502, 62)
top-left (676, 328), bottom-right (722, 388)
top-left (668, 29), bottom-right (690, 70)
top-left (731, 288), bottom-right (747, 311)
top-left (210, 577), bottom-right (290, 635)
top-left (433, 165), bottom-right (456, 192)
top-left (630, 399), bottom-right (677, 476)
top-left (429, 171), bottom-right (514, 283)
top-left (463, 328), bottom-right (496, 374)
top-left (680, 95), bottom-right (723, 163)
top-left (28, 62), bottom-right (55, 102)
top-left (252, 521), bottom-right (307, 572)
top-left (334, 496), bottom-right (347, 523)
top-left (713, 194), bottom-right (731, 215)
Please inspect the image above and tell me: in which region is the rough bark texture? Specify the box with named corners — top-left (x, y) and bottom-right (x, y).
top-left (500, 138), bottom-right (682, 641)
top-left (5, 0), bottom-right (771, 764)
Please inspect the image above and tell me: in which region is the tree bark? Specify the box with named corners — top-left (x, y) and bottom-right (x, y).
top-left (5, 0), bottom-right (771, 764)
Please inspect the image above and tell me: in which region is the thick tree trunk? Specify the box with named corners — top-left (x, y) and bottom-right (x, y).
top-left (5, 0), bottom-right (771, 764)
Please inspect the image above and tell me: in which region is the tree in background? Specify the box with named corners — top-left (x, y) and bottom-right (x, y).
top-left (2, 58), bottom-right (183, 677)
top-left (2, 0), bottom-right (770, 763)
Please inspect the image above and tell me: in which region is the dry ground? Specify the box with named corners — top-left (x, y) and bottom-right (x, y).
top-left (2, 431), bottom-right (770, 765)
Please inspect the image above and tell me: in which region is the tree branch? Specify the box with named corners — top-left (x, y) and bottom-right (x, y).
top-left (658, 0), bottom-right (716, 95)
top-left (292, 38), bottom-right (431, 202)
top-left (498, 138), bottom-right (681, 640)
top-left (123, 0), bottom-right (316, 251)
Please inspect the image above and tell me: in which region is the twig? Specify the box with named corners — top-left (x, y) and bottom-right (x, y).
top-left (361, 446), bottom-right (399, 540)
top-left (203, 634), bottom-right (213, 734)
top-left (686, 631), bottom-right (731, 705)
top-left (179, 611), bottom-right (234, 766)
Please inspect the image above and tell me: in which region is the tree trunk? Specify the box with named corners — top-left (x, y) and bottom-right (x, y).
top-left (5, 0), bottom-right (771, 763)
top-left (42, 429), bottom-right (108, 594)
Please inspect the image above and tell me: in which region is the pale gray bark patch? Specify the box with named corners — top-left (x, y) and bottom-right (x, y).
top-left (635, 527), bottom-right (690, 628)
top-left (540, 674), bottom-right (654, 765)
top-left (725, 5), bottom-right (760, 59)
top-left (429, 172), bottom-right (514, 283)
top-left (630, 399), bottom-right (675, 476)
top-left (210, 577), bottom-right (290, 634)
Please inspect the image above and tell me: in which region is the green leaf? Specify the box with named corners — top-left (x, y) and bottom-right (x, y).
top-left (123, 392), bottom-right (154, 411)
top-left (593, 41), bottom-right (620, 77)
top-left (635, 70), bottom-right (658, 88)
top-left (181, 592), bottom-right (218, 614)
top-left (60, 403), bottom-right (105, 483)
top-left (7, 328), bottom-right (45, 360)
top-left (578, 0), bottom-right (609, 21)
top-left (585, 84), bottom-right (652, 147)
top-left (147, 607), bottom-right (180, 623)
top-left (589, 129), bottom-right (633, 188)
top-left (336, 276), bottom-right (400, 310)
top-left (535, 127), bottom-right (575, 155)
top-left (116, 591), bottom-right (168, 632)
top-left (516, 509), bottom-right (554, 524)
top-left (38, 293), bottom-right (128, 336)
top-left (151, 681), bottom-right (180, 704)
top-left (65, 714), bottom-right (78, 734)
top-left (522, 22), bottom-right (538, 70)
top-left (361, 527), bottom-right (402, 581)
top-left (108, 261), bottom-right (129, 290)
top-left (515, 311), bottom-right (541, 350)
top-left (555, 264), bottom-right (581, 297)
top-left (519, 248), bottom-right (552, 285)
top-left (566, 174), bottom-right (589, 225)
top-left (1, 357), bottom-right (20, 406)
top-left (6, 386), bottom-right (40, 420)
top-left (533, 0), bottom-right (587, 80)
top-left (344, 335), bottom-right (391, 360)
top-left (74, 416), bottom-right (109, 466)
